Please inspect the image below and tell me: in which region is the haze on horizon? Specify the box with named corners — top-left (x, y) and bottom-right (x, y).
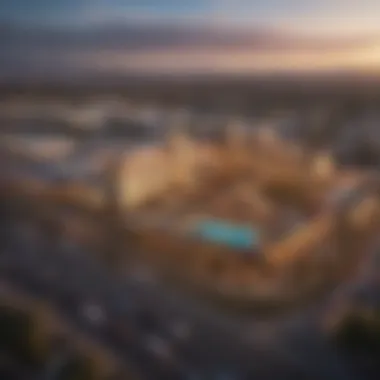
top-left (1, 0), bottom-right (380, 81)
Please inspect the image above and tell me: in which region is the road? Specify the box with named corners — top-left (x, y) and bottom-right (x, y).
top-left (1, 141), bottom-right (380, 380)
top-left (1, 205), bottom-right (376, 380)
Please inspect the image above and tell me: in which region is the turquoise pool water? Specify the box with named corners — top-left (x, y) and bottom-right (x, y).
top-left (191, 219), bottom-right (260, 250)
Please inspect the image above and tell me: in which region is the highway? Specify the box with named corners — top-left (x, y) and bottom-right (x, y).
top-left (0, 214), bottom-right (296, 379)
top-left (2, 194), bottom-right (378, 380)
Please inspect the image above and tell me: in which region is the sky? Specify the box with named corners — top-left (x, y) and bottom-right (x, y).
top-left (1, 0), bottom-right (380, 80)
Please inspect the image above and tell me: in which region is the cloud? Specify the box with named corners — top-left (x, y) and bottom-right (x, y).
top-left (0, 19), bottom-right (380, 80)
top-left (1, 22), bottom-right (377, 53)
top-left (3, 1), bottom-right (380, 35)
top-left (191, 0), bottom-right (380, 40)
top-left (68, 41), bottom-right (380, 76)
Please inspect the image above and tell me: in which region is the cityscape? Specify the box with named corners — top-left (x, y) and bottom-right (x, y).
top-left (2, 1), bottom-right (380, 379)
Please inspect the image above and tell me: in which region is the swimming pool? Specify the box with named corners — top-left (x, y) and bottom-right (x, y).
top-left (191, 219), bottom-right (260, 251)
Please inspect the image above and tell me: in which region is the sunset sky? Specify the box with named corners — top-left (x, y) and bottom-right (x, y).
top-left (1, 0), bottom-right (380, 79)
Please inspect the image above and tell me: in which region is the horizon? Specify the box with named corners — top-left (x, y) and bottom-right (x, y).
top-left (1, 1), bottom-right (380, 81)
